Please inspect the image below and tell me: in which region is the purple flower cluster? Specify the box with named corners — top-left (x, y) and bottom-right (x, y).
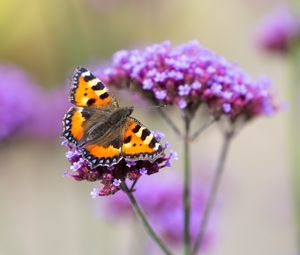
top-left (256, 8), bottom-right (300, 53)
top-left (0, 63), bottom-right (40, 140)
top-left (0, 63), bottom-right (70, 141)
top-left (101, 41), bottom-right (278, 121)
top-left (103, 176), bottom-right (216, 250)
top-left (63, 133), bottom-right (177, 196)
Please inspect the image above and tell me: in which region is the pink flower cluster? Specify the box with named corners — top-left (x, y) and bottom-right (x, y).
top-left (63, 133), bottom-right (177, 196)
top-left (103, 176), bottom-right (216, 250)
top-left (256, 7), bottom-right (300, 53)
top-left (101, 41), bottom-right (278, 121)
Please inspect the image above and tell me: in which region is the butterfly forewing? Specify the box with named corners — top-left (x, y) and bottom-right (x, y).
top-left (70, 67), bottom-right (117, 108)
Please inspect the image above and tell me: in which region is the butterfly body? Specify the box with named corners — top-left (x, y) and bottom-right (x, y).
top-left (78, 106), bottom-right (134, 147)
top-left (62, 67), bottom-right (163, 168)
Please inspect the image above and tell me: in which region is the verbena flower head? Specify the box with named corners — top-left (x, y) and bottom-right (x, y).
top-left (101, 40), bottom-right (278, 121)
top-left (256, 7), bottom-right (300, 53)
top-left (63, 132), bottom-right (176, 196)
top-left (102, 176), bottom-right (216, 250)
top-left (0, 63), bottom-right (40, 140)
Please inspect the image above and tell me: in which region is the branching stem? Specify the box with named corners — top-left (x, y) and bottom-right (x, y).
top-left (121, 182), bottom-right (174, 255)
top-left (192, 130), bottom-right (233, 255)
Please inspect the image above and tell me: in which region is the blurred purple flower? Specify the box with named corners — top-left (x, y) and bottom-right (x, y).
top-left (256, 7), bottom-right (300, 53)
top-left (0, 63), bottom-right (40, 140)
top-left (100, 40), bottom-right (278, 121)
top-left (0, 63), bottom-right (69, 140)
top-left (63, 132), bottom-right (176, 196)
top-left (103, 176), bottom-right (217, 250)
top-left (29, 87), bottom-right (69, 138)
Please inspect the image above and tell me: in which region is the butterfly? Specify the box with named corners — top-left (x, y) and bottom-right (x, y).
top-left (62, 67), bottom-right (163, 168)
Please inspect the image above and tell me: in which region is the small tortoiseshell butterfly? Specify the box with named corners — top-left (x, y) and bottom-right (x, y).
top-left (62, 67), bottom-right (163, 168)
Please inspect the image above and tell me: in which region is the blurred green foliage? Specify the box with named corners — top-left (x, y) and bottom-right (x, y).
top-left (0, 0), bottom-right (183, 87)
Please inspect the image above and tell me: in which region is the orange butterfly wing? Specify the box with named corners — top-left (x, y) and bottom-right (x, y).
top-left (122, 118), bottom-right (163, 162)
top-left (70, 67), bottom-right (115, 107)
top-left (81, 143), bottom-right (122, 167)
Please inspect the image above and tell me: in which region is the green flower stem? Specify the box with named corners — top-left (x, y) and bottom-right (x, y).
top-left (158, 108), bottom-right (182, 137)
top-left (121, 182), bottom-right (174, 255)
top-left (288, 0), bottom-right (300, 244)
top-left (191, 117), bottom-right (216, 141)
top-left (288, 40), bottom-right (300, 244)
top-left (129, 179), bottom-right (139, 192)
top-left (183, 116), bottom-right (191, 255)
top-left (192, 130), bottom-right (233, 255)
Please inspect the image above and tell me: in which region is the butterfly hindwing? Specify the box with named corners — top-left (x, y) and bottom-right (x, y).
top-left (79, 117), bottom-right (164, 168)
top-left (122, 118), bottom-right (163, 162)
top-left (81, 135), bottom-right (123, 167)
top-left (70, 67), bottom-right (117, 107)
top-left (81, 144), bottom-right (122, 167)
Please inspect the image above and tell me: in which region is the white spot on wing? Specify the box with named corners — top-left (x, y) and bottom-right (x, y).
top-left (136, 127), bottom-right (145, 138)
top-left (88, 78), bottom-right (100, 87)
top-left (144, 133), bottom-right (153, 144)
top-left (82, 71), bottom-right (91, 77)
top-left (123, 143), bottom-right (132, 148)
top-left (95, 88), bottom-right (108, 97)
top-left (154, 143), bottom-right (160, 150)
top-left (81, 98), bottom-right (89, 104)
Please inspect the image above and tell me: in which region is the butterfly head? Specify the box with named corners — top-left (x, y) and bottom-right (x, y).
top-left (121, 106), bottom-right (134, 117)
top-left (108, 106), bottom-right (134, 125)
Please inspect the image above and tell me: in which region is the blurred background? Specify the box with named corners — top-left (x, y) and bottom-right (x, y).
top-left (0, 0), bottom-right (297, 254)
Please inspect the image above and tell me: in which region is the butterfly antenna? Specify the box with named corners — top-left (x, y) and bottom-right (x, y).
top-left (148, 104), bottom-right (166, 108)
top-left (142, 104), bottom-right (167, 112)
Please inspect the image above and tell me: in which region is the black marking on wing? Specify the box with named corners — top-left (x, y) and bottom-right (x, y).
top-left (149, 137), bottom-right (157, 148)
top-left (83, 73), bottom-right (95, 82)
top-left (141, 129), bottom-right (151, 141)
top-left (111, 138), bottom-right (121, 149)
top-left (81, 108), bottom-right (92, 119)
top-left (124, 136), bottom-right (132, 143)
top-left (100, 92), bottom-right (109, 100)
top-left (87, 98), bottom-right (96, 106)
top-left (92, 82), bottom-right (105, 91)
top-left (132, 125), bottom-right (141, 133)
